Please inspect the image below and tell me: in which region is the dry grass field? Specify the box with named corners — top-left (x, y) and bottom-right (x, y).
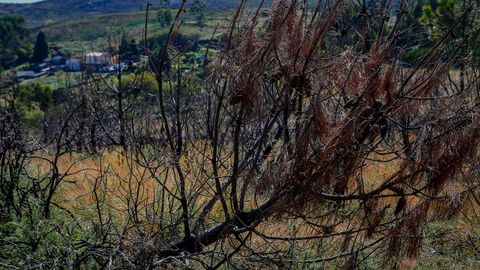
top-left (26, 143), bottom-right (480, 269)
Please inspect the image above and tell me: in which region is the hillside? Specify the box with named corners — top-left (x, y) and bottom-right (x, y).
top-left (40, 9), bottom-right (232, 56)
top-left (0, 0), bottom-right (248, 24)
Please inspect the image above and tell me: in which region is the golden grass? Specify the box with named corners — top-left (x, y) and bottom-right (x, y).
top-left (27, 142), bottom-right (480, 268)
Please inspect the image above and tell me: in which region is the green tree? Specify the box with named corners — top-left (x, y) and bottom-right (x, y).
top-left (119, 36), bottom-right (140, 62)
top-left (0, 15), bottom-right (30, 69)
top-left (130, 39), bottom-right (139, 58)
top-left (18, 83), bottom-right (53, 111)
top-left (32, 31), bottom-right (49, 63)
top-left (191, 0), bottom-right (207, 27)
top-left (157, 9), bottom-right (173, 27)
top-left (419, 0), bottom-right (480, 79)
top-left (16, 45), bottom-right (33, 64)
top-left (118, 34), bottom-right (130, 61)
top-left (397, 0), bottom-right (433, 64)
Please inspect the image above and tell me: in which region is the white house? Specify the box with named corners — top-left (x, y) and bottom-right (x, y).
top-left (85, 52), bottom-right (112, 66)
top-left (66, 58), bottom-right (81, 71)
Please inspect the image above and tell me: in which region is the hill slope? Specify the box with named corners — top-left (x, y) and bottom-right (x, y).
top-left (0, 0), bottom-right (247, 24)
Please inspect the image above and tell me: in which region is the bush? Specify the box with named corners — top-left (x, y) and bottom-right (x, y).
top-left (18, 83), bottom-right (53, 111)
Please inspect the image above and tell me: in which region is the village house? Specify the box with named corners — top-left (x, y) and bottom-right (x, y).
top-left (85, 52), bottom-right (115, 72)
top-left (66, 58), bottom-right (81, 72)
top-left (15, 50), bottom-right (142, 80)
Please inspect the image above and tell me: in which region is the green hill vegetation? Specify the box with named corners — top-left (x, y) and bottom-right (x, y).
top-left (0, 0), bottom-right (242, 24)
top-left (0, 15), bottom-right (31, 70)
top-left (39, 9), bottom-right (232, 56)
